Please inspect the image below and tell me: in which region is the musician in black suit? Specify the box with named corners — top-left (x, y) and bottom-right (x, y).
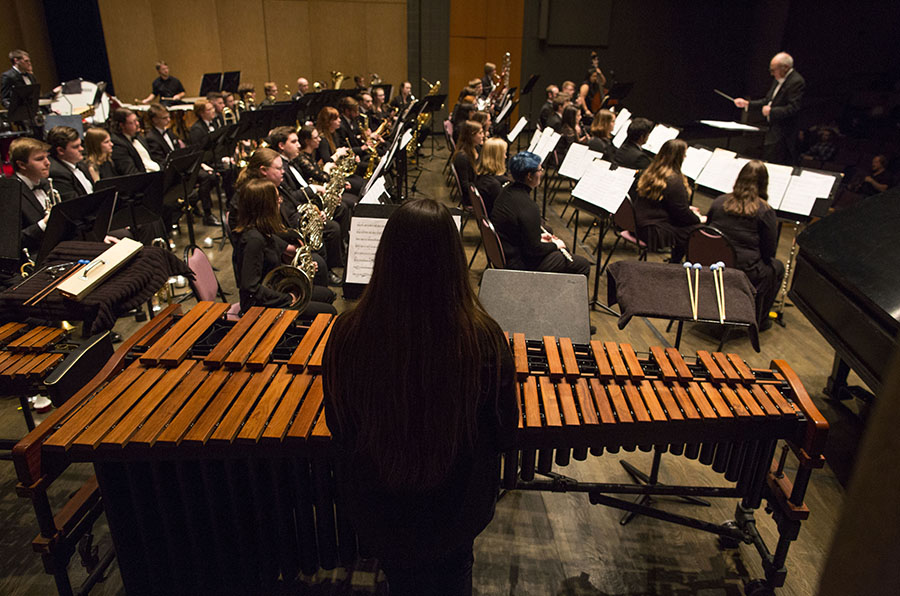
top-left (144, 103), bottom-right (184, 165)
top-left (46, 126), bottom-right (94, 199)
top-left (187, 100), bottom-right (223, 226)
top-left (614, 117), bottom-right (654, 170)
top-left (538, 84), bottom-right (558, 129)
top-left (335, 96), bottom-right (366, 154)
top-left (140, 61), bottom-right (185, 104)
top-left (1, 49), bottom-right (59, 109)
top-left (545, 93), bottom-right (569, 133)
top-left (481, 62), bottom-right (496, 99)
top-left (734, 52), bottom-right (805, 165)
top-left (9, 137), bottom-right (52, 256)
top-left (291, 77), bottom-right (309, 102)
top-left (109, 108), bottom-right (160, 176)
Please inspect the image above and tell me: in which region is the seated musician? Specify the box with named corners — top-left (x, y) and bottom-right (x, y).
top-left (268, 126), bottom-right (345, 283)
top-left (144, 103), bottom-right (184, 165)
top-left (291, 77), bottom-right (309, 101)
top-left (451, 103), bottom-right (475, 143)
top-left (562, 79), bottom-right (590, 122)
top-left (109, 108), bottom-right (160, 175)
top-left (474, 137), bottom-right (510, 215)
top-left (238, 83), bottom-right (256, 109)
top-left (10, 137), bottom-right (51, 257)
top-left (230, 177), bottom-right (336, 316)
top-left (358, 91), bottom-right (380, 130)
top-left (467, 78), bottom-right (484, 104)
top-left (390, 80), bottom-right (413, 113)
top-left (578, 68), bottom-right (606, 120)
top-left (470, 110), bottom-right (492, 138)
top-left (83, 127), bottom-right (116, 181)
top-left (538, 84), bottom-right (558, 129)
top-left (187, 100), bottom-right (223, 226)
top-left (481, 62), bottom-right (497, 99)
top-left (46, 126), bottom-right (94, 199)
top-left (372, 86), bottom-right (391, 122)
top-left (1, 49), bottom-right (61, 109)
top-left (584, 109), bottom-right (616, 160)
top-left (206, 91), bottom-right (226, 127)
top-left (261, 81), bottom-right (278, 106)
top-left (706, 160), bottom-right (784, 329)
top-left (633, 139), bottom-right (702, 261)
top-left (558, 105), bottom-right (586, 161)
top-left (335, 96), bottom-right (368, 157)
top-left (451, 121), bottom-right (484, 205)
top-left (492, 151), bottom-right (590, 276)
top-left (322, 198), bottom-right (517, 596)
top-left (545, 93), bottom-right (570, 133)
top-left (353, 75), bottom-right (367, 92)
top-left (223, 92), bottom-right (238, 121)
top-left (315, 106), bottom-right (343, 165)
top-left (140, 61), bottom-right (185, 105)
top-left (614, 117), bottom-right (654, 170)
top-left (296, 124), bottom-right (361, 206)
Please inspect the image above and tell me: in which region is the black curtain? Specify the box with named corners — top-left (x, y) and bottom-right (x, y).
top-left (43, 0), bottom-right (114, 95)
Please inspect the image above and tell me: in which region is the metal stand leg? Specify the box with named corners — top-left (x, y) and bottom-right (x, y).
top-left (590, 218), bottom-right (619, 317)
top-left (618, 448), bottom-right (710, 525)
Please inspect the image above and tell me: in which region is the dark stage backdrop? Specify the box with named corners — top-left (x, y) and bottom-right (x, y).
top-left (42, 0), bottom-right (114, 95)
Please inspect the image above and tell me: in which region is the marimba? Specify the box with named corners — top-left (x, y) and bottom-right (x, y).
top-left (14, 302), bottom-right (827, 595)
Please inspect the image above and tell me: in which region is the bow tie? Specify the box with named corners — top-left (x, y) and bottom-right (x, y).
top-left (36, 179), bottom-right (51, 193)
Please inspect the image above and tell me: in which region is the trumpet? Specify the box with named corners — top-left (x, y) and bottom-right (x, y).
top-left (45, 177), bottom-right (62, 215)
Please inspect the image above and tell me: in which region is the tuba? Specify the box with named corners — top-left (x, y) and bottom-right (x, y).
top-left (331, 71), bottom-right (346, 89)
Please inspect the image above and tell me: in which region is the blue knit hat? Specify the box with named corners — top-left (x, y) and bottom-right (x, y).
top-left (508, 151), bottom-right (542, 181)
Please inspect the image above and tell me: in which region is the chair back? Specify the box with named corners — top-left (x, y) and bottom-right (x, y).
top-left (443, 120), bottom-right (455, 151)
top-left (470, 185), bottom-right (488, 223)
top-left (450, 162), bottom-right (471, 206)
top-left (184, 245), bottom-right (220, 302)
top-left (480, 219), bottom-right (507, 269)
top-left (612, 195), bottom-right (639, 234)
top-left (686, 225), bottom-right (736, 268)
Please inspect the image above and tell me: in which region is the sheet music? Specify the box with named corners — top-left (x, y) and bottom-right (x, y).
top-left (641, 124), bottom-right (680, 154)
top-left (345, 217), bottom-right (389, 284)
top-left (360, 175), bottom-right (386, 204)
top-left (557, 143), bottom-right (589, 179)
top-left (612, 120), bottom-right (630, 148)
top-left (571, 163), bottom-right (636, 213)
top-left (778, 170), bottom-right (835, 216)
top-left (612, 108), bottom-right (631, 136)
top-left (533, 130), bottom-right (561, 163)
top-left (400, 129), bottom-right (414, 150)
top-left (764, 163), bottom-right (794, 209)
top-left (507, 117), bottom-right (527, 142)
top-left (527, 128), bottom-right (542, 153)
top-left (681, 146), bottom-right (713, 180)
top-left (698, 119), bottom-right (760, 132)
top-left (695, 148), bottom-right (747, 194)
top-left (494, 99), bottom-right (513, 124)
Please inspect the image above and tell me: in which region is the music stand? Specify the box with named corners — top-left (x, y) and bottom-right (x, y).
top-left (61, 79), bottom-right (83, 94)
top-left (91, 82), bottom-right (107, 107)
top-left (96, 171), bottom-right (165, 241)
top-left (269, 101), bottom-right (302, 127)
top-left (221, 71), bottom-right (241, 93)
top-left (7, 83), bottom-right (40, 124)
top-left (164, 149), bottom-right (204, 245)
top-left (234, 109), bottom-right (272, 142)
top-left (521, 74), bottom-right (540, 96)
top-left (35, 187), bottom-right (118, 266)
top-left (600, 81), bottom-right (634, 109)
top-left (199, 73), bottom-right (223, 97)
top-left (0, 179), bottom-right (22, 277)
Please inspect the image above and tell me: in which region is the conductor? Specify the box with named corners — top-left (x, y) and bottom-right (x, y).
top-left (733, 52), bottom-right (805, 165)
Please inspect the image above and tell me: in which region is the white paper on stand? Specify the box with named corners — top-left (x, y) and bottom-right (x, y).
top-left (764, 163), bottom-right (795, 209)
top-left (571, 164), bottom-right (637, 214)
top-left (557, 143), bottom-right (589, 179)
top-left (612, 122), bottom-right (630, 148)
top-left (400, 129), bottom-right (414, 150)
top-left (681, 146), bottom-right (713, 180)
top-left (778, 170), bottom-right (835, 216)
top-left (642, 124), bottom-right (680, 154)
top-left (507, 117), bottom-right (527, 142)
top-left (698, 119), bottom-right (760, 132)
top-left (612, 108), bottom-right (631, 136)
top-left (345, 217), bottom-right (389, 285)
top-left (494, 99), bottom-right (513, 124)
top-left (360, 175), bottom-right (386, 204)
top-left (695, 148), bottom-right (747, 194)
top-left (533, 130), bottom-right (561, 163)
top-left (527, 128), bottom-right (543, 153)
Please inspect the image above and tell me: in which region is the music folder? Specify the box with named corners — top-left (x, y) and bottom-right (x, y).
top-left (36, 187), bottom-right (118, 266)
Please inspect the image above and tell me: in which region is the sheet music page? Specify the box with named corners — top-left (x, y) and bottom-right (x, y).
top-left (695, 148), bottom-right (747, 194)
top-left (345, 217), bottom-right (389, 284)
top-left (764, 163), bottom-right (794, 209)
top-left (612, 121), bottom-right (630, 148)
top-left (557, 143), bottom-right (589, 179)
top-left (571, 163), bottom-right (636, 213)
top-left (527, 128), bottom-right (543, 153)
top-left (641, 125), bottom-right (680, 154)
top-left (612, 108), bottom-right (631, 136)
top-left (698, 119), bottom-right (760, 132)
top-left (681, 146), bottom-right (713, 180)
top-left (495, 99), bottom-right (513, 124)
top-left (507, 117), bottom-right (527, 142)
top-left (400, 129), bottom-right (414, 150)
top-left (779, 170), bottom-right (835, 216)
top-left (360, 175), bottom-right (386, 204)
top-left (534, 130), bottom-right (561, 163)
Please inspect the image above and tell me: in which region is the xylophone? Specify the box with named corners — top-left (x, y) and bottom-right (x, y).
top-left (13, 302), bottom-right (827, 595)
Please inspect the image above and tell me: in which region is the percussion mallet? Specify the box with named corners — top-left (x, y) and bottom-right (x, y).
top-left (716, 261), bottom-right (726, 322)
top-left (692, 263), bottom-right (702, 320)
top-left (710, 263), bottom-right (724, 323)
top-left (683, 262), bottom-right (696, 320)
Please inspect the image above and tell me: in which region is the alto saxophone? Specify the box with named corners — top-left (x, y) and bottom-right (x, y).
top-left (322, 152), bottom-right (356, 218)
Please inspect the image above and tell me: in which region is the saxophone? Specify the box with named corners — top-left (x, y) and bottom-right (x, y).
top-left (322, 152), bottom-right (357, 218)
top-left (407, 79), bottom-right (441, 159)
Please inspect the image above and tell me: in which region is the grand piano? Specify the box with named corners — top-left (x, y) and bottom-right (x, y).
top-left (789, 185), bottom-right (900, 399)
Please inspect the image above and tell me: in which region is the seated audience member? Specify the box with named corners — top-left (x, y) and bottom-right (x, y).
top-left (632, 139), bottom-right (702, 261)
top-left (10, 137), bottom-right (51, 256)
top-left (802, 127), bottom-right (837, 163)
top-left (707, 160), bottom-right (784, 329)
top-left (83, 127), bottom-right (116, 181)
top-left (451, 121), bottom-right (484, 205)
top-left (614, 117), bottom-right (654, 170)
top-left (585, 109), bottom-right (617, 159)
top-left (475, 138), bottom-right (510, 215)
top-left (854, 154), bottom-right (892, 197)
top-left (109, 108), bottom-right (160, 175)
top-left (491, 151), bottom-right (590, 276)
top-left (322, 198), bottom-right (517, 596)
top-left (231, 178), bottom-right (336, 316)
top-left (46, 125), bottom-right (94, 199)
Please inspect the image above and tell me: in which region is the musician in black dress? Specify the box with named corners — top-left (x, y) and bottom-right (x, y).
top-left (451, 103), bottom-right (476, 143)
top-left (83, 128), bottom-right (116, 181)
top-left (707, 160), bottom-right (784, 329)
top-left (584, 109), bottom-right (616, 160)
top-left (389, 81), bottom-right (413, 112)
top-left (557, 105), bottom-right (586, 161)
top-left (315, 106), bottom-right (343, 166)
top-left (481, 62), bottom-right (496, 99)
top-left (474, 138), bottom-right (509, 215)
top-left (451, 121), bottom-right (483, 205)
top-left (734, 52), bottom-right (805, 165)
top-left (633, 139), bottom-right (702, 261)
top-left (491, 151), bottom-right (590, 276)
top-left (323, 198), bottom-right (517, 596)
top-left (46, 126), bottom-right (94, 199)
top-left (140, 61), bottom-right (185, 104)
top-left (614, 117), bottom-right (653, 170)
top-left (230, 178), bottom-right (336, 316)
top-left (297, 124), bottom-right (361, 208)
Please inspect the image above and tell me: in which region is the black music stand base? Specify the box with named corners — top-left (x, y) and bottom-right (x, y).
top-left (571, 211), bottom-right (618, 317)
top-left (618, 448), bottom-right (710, 525)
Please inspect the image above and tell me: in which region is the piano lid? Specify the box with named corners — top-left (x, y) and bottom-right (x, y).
top-left (797, 185), bottom-right (900, 325)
